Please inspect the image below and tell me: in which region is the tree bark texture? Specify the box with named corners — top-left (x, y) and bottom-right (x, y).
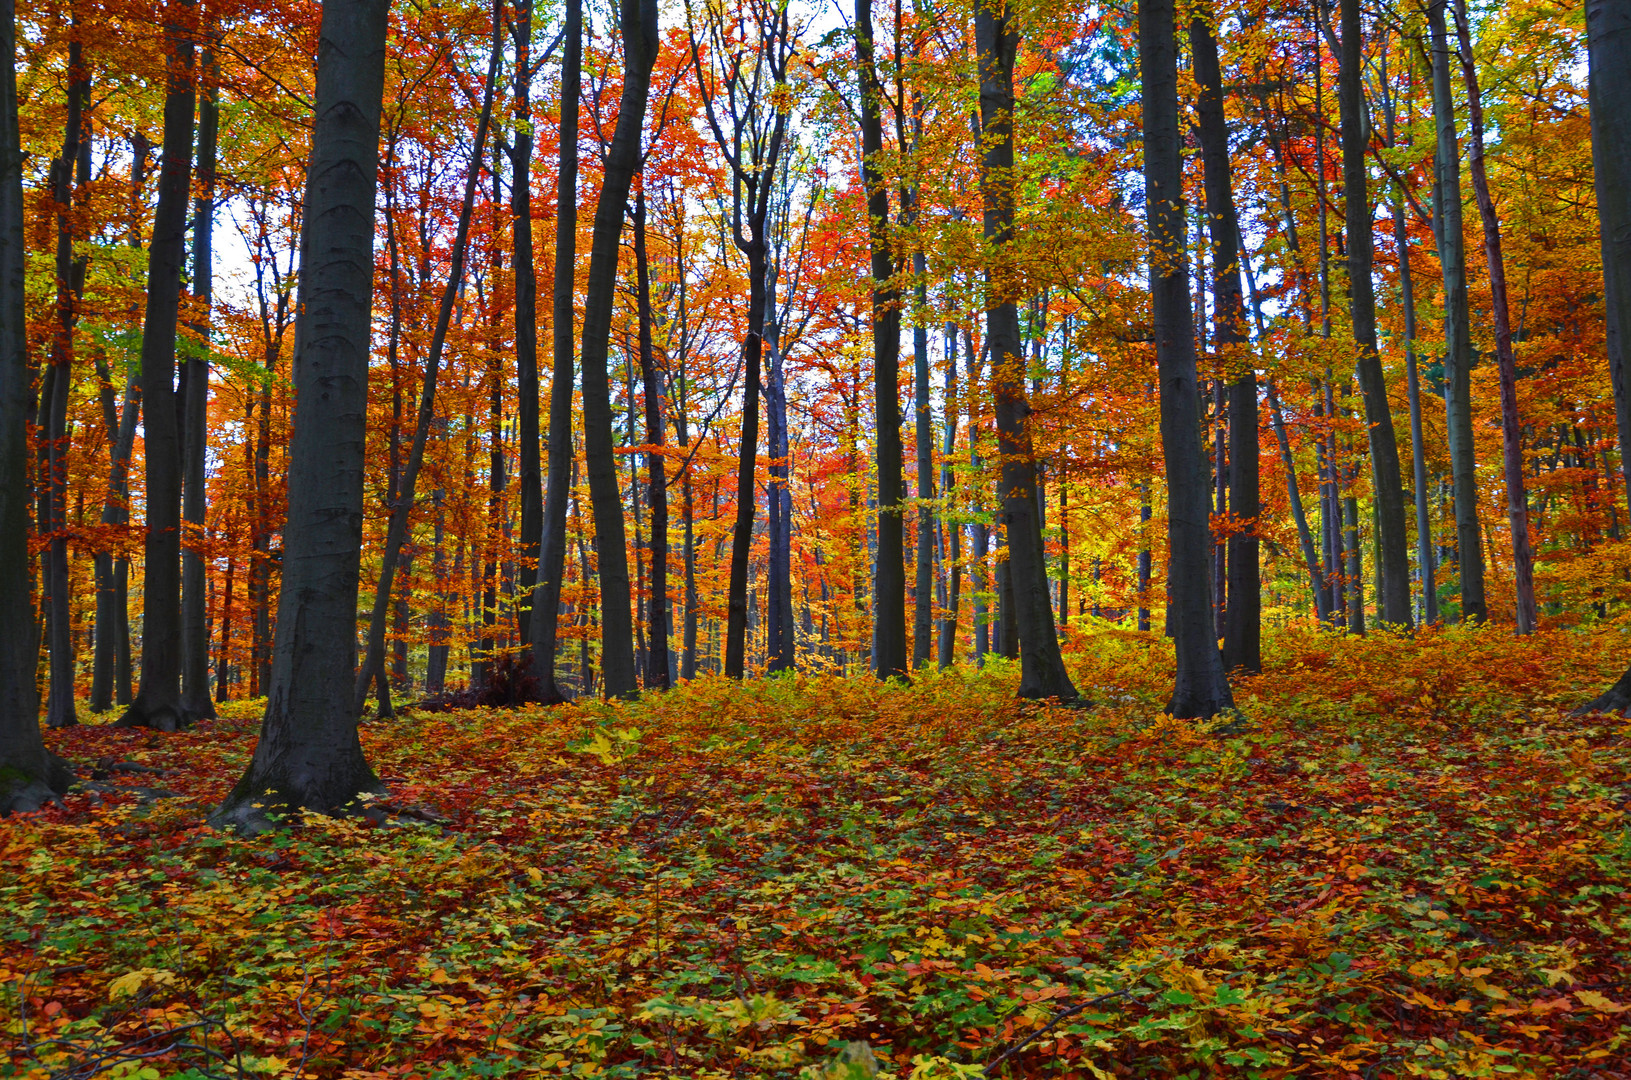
top-left (211, 0), bottom-right (391, 832)
top-left (634, 190), bottom-right (670, 690)
top-left (1140, 0), bottom-right (1232, 717)
top-left (512, 0), bottom-right (543, 644)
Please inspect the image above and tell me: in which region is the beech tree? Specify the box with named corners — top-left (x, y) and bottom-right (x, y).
top-left (212, 0), bottom-right (392, 831)
top-left (1140, 0), bottom-right (1230, 717)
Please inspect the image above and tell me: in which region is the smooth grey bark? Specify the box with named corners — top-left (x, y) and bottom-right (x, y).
top-left (528, 0), bottom-right (581, 702)
top-left (1394, 203), bottom-right (1437, 623)
top-left (1453, 0), bottom-right (1536, 633)
top-left (1, 0), bottom-right (71, 812)
top-left (765, 248), bottom-right (793, 673)
top-left (633, 191), bottom-right (669, 690)
top-left (118, 11), bottom-right (196, 732)
top-left (979, 0), bottom-right (1076, 700)
top-left (1427, 0), bottom-right (1487, 623)
top-left (578, 0), bottom-right (658, 698)
top-left (512, 0), bottom-right (543, 643)
top-left (1141, 0), bottom-right (1232, 717)
top-left (913, 256), bottom-right (934, 669)
top-left (1191, 10), bottom-right (1259, 673)
top-left (1338, 0), bottom-right (1412, 630)
top-left (1589, 0), bottom-right (1631, 515)
top-left (211, 0), bottom-right (390, 832)
top-left (937, 321), bottom-right (960, 669)
top-left (354, 18), bottom-right (501, 714)
top-left (182, 50), bottom-right (219, 722)
top-left (858, 0), bottom-right (907, 680)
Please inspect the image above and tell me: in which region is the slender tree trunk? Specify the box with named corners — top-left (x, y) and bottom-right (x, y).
top-left (1138, 483), bottom-right (1152, 631)
top-left (92, 383), bottom-right (139, 709)
top-left (1426, 0), bottom-right (1486, 623)
top-left (217, 539), bottom-right (234, 701)
top-left (1141, 0), bottom-right (1232, 717)
top-left (855, 0), bottom-right (906, 680)
top-left (427, 490), bottom-right (449, 694)
top-left (979, 0), bottom-right (1076, 700)
top-left (1339, 0), bottom-right (1412, 629)
top-left (764, 256), bottom-right (793, 673)
top-left (912, 254), bottom-right (934, 668)
top-left (354, 20), bottom-right (501, 713)
top-left (43, 28), bottom-right (88, 729)
top-left (182, 47), bottom-right (220, 722)
top-left (1395, 202), bottom-right (1437, 623)
top-left (577, 0), bottom-right (657, 698)
top-left (212, 0), bottom-right (391, 831)
top-left (1, 0), bottom-right (71, 811)
top-left (118, 9), bottom-right (196, 731)
top-left (527, 0), bottom-right (581, 701)
top-left (937, 321), bottom-right (960, 669)
top-left (513, 0), bottom-right (543, 643)
top-left (1191, 10), bottom-right (1259, 673)
top-left (634, 190), bottom-right (669, 689)
top-left (1453, 0), bottom-right (1536, 633)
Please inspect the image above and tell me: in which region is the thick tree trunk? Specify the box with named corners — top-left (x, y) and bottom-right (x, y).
top-left (527, 0), bottom-right (581, 702)
top-left (182, 50), bottom-right (219, 722)
top-left (1589, 0), bottom-right (1631, 515)
top-left (633, 191), bottom-right (669, 689)
top-left (578, 0), bottom-right (657, 699)
top-left (512, 0), bottom-right (542, 644)
top-left (354, 23), bottom-right (499, 713)
top-left (1191, 11), bottom-right (1259, 673)
top-left (211, 0), bottom-right (390, 832)
top-left (1141, 0), bottom-right (1232, 717)
top-left (1427, 0), bottom-right (1487, 623)
top-left (1, 0), bottom-right (72, 811)
top-left (979, 1), bottom-right (1077, 701)
top-left (1339, 0), bottom-right (1412, 630)
top-left (118, 11), bottom-right (196, 732)
top-left (1453, 0), bottom-right (1536, 634)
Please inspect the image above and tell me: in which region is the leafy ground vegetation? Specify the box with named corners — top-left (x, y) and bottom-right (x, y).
top-left (4, 626), bottom-right (1631, 1080)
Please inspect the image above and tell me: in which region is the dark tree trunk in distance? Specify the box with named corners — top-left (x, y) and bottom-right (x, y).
top-left (634, 190), bottom-right (669, 689)
top-left (211, 0), bottom-right (391, 832)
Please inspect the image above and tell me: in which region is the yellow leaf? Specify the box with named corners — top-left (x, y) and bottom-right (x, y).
top-left (108, 968), bottom-right (177, 1001)
top-left (1576, 989), bottom-right (1628, 1014)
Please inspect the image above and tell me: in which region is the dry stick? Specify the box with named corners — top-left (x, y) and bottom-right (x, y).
top-left (982, 987), bottom-right (1132, 1075)
top-left (353, 9), bottom-right (503, 714)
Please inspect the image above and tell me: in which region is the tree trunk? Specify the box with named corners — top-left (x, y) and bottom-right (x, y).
top-left (1395, 202), bottom-right (1437, 624)
top-left (634, 190), bottom-right (669, 689)
top-left (211, 0), bottom-right (391, 832)
top-left (512, 0), bottom-right (543, 644)
top-left (1452, 0), bottom-right (1536, 634)
top-left (1589, 0), bottom-right (1631, 516)
top-left (354, 19), bottom-right (501, 714)
top-left (1, 0), bottom-right (71, 811)
top-left (764, 254), bottom-right (793, 673)
top-left (855, 0), bottom-right (906, 680)
top-left (1339, 0), bottom-right (1412, 629)
top-left (182, 47), bottom-right (219, 722)
top-left (92, 382), bottom-right (139, 710)
top-left (527, 0), bottom-right (581, 702)
top-left (1426, 0), bottom-right (1487, 623)
top-left (937, 321), bottom-right (960, 669)
top-left (1140, 0), bottom-right (1232, 717)
top-left (577, 0), bottom-right (657, 698)
top-left (979, 0), bottom-right (1077, 700)
top-left (118, 9), bottom-right (196, 732)
top-left (913, 253), bottom-right (934, 668)
top-left (1191, 10), bottom-right (1259, 673)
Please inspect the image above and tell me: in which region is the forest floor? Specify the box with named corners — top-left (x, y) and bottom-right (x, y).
top-left (4, 625), bottom-right (1631, 1080)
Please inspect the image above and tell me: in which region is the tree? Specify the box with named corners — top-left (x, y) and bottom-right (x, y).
top-left (1, 0), bottom-right (71, 813)
top-left (978, 0), bottom-right (1076, 701)
top-left (1426, 0), bottom-right (1487, 624)
top-left (687, 0), bottom-right (795, 679)
top-left (1140, 0), bottom-right (1231, 717)
top-left (1190, 7), bottom-right (1258, 674)
top-left (118, 6), bottom-right (197, 732)
top-left (212, 0), bottom-right (392, 831)
top-left (633, 188), bottom-right (670, 689)
top-left (528, 0), bottom-right (583, 702)
top-left (857, 0), bottom-right (906, 680)
top-left (579, 0), bottom-right (660, 699)
top-left (1338, 0), bottom-right (1412, 630)
top-left (512, 0), bottom-right (543, 645)
top-left (1587, 0), bottom-right (1631, 519)
top-left (1453, 0), bottom-right (1536, 634)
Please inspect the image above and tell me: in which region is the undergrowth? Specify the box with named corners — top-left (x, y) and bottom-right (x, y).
top-left (3, 623), bottom-right (1630, 1078)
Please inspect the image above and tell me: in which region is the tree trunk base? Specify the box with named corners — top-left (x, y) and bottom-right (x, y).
top-left (209, 754), bottom-right (385, 835)
top-left (181, 691), bottom-right (219, 723)
top-left (1573, 665), bottom-right (1631, 717)
top-left (114, 695), bottom-right (196, 732)
top-left (0, 753), bottom-right (75, 815)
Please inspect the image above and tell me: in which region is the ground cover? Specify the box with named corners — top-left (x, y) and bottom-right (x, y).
top-left (3, 623), bottom-right (1631, 1079)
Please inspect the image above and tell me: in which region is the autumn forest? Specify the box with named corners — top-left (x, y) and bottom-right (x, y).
top-left (2, 0), bottom-right (1630, 1075)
